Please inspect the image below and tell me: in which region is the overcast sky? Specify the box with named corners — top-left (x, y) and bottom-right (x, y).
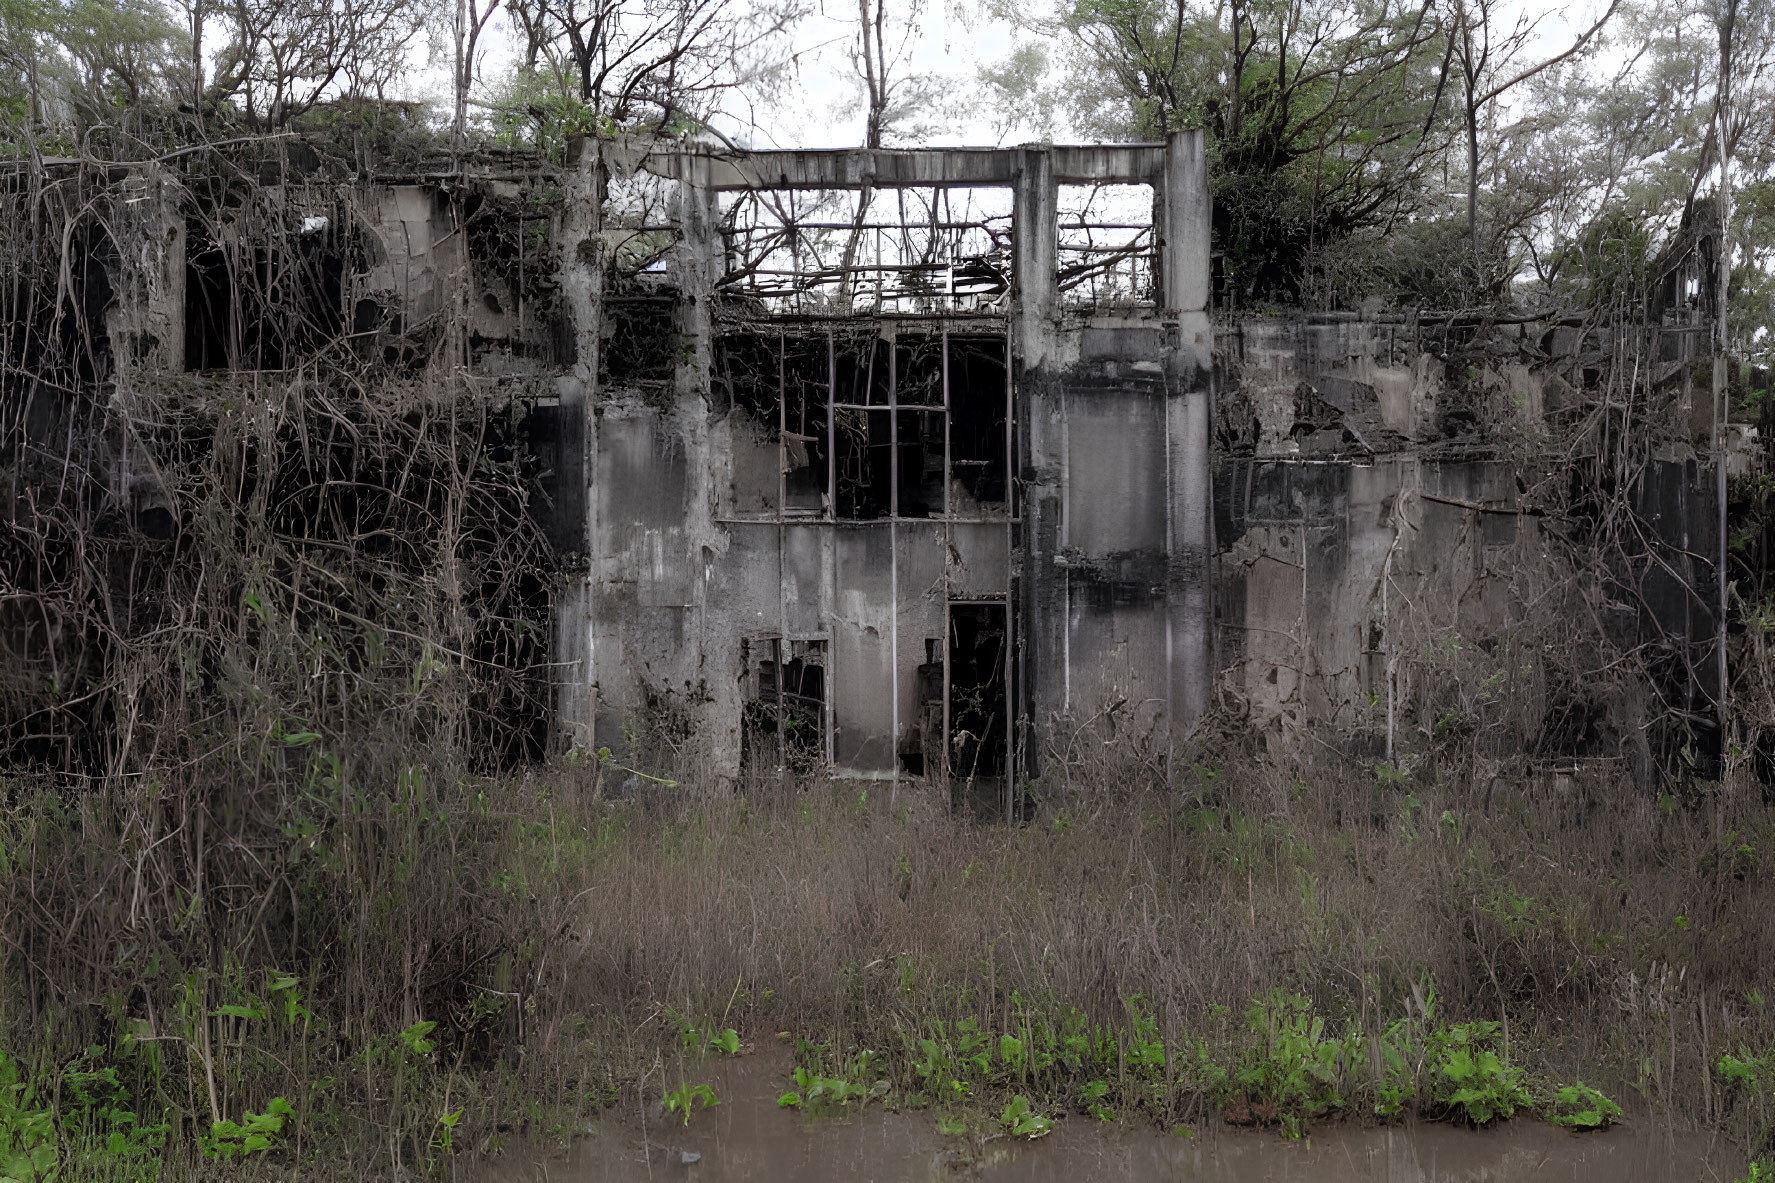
top-left (443, 0), bottom-right (1621, 152)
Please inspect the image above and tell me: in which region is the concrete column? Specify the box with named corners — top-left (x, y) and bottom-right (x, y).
top-left (1162, 129), bottom-right (1213, 369)
top-left (1162, 129), bottom-right (1214, 741)
top-left (670, 152), bottom-right (735, 779)
top-left (1013, 146), bottom-right (1065, 772)
top-left (673, 153), bottom-right (720, 397)
top-left (1012, 146), bottom-right (1057, 369)
top-left (552, 139), bottom-right (603, 752)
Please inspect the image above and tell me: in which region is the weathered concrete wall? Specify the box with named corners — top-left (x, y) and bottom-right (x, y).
top-left (1212, 316), bottom-right (1721, 769)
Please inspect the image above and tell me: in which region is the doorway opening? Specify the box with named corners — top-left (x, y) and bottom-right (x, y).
top-left (948, 602), bottom-right (1008, 812)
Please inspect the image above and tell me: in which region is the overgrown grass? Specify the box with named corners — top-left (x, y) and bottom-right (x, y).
top-left (4, 750), bottom-right (1775, 1176)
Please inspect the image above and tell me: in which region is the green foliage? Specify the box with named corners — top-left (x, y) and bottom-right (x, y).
top-left (0, 1051), bottom-right (57, 1183)
top-left (779, 1048), bottom-right (888, 1112)
top-left (1054, 0), bottom-right (1454, 302)
top-left (911, 1018), bottom-right (992, 1103)
top-left (666, 1008), bottom-right (741, 1058)
top-left (663, 1082), bottom-right (718, 1127)
top-left (1546, 1082), bottom-right (1622, 1130)
top-left (1718, 1049), bottom-right (1775, 1095)
top-left (1233, 992), bottom-right (1356, 1128)
top-left (433, 1107), bottom-right (464, 1154)
top-left (998, 1094), bottom-right (1053, 1138)
top-left (199, 1097), bottom-right (296, 1161)
top-left (398, 1020), bottom-right (437, 1057)
top-left (1425, 1022), bottom-right (1529, 1126)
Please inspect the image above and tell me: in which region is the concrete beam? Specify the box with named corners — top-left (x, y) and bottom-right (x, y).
top-left (634, 143), bottom-right (1170, 190)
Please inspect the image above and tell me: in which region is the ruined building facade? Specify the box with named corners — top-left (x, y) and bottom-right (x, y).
top-left (21, 134), bottom-right (1728, 792)
top-left (550, 136), bottom-right (1215, 795)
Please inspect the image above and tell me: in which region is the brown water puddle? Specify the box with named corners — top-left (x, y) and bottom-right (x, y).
top-left (463, 1053), bottom-right (1745, 1183)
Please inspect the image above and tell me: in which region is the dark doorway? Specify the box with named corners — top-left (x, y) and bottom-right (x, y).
top-left (948, 603), bottom-right (1008, 790)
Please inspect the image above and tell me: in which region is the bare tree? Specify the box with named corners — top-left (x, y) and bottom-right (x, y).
top-left (454, 0), bottom-right (504, 145)
top-left (499, 0), bottom-right (800, 131)
top-left (1443, 0), bottom-right (1619, 278)
top-left (199, 0), bottom-right (433, 128)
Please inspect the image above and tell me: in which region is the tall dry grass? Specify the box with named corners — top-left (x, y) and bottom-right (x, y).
top-left (5, 747), bottom-right (1775, 1176)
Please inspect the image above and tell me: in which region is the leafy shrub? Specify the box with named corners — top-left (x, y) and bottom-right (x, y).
top-left (199, 1097), bottom-right (296, 1160)
top-left (663, 1082), bottom-right (718, 1127)
top-left (0, 1051), bottom-right (56, 1182)
top-left (1425, 1022), bottom-right (1529, 1125)
top-left (1232, 991), bottom-right (1357, 1130)
top-left (999, 1095), bottom-right (1053, 1138)
top-left (1546, 1082), bottom-right (1622, 1130)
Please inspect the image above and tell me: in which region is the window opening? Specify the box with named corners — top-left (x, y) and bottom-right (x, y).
top-left (183, 219), bottom-right (231, 371)
top-left (601, 293), bottom-right (677, 384)
top-left (897, 409), bottom-right (946, 518)
top-left (721, 329), bottom-right (1010, 521)
top-left (743, 638), bottom-right (827, 774)
top-left (782, 336), bottom-right (830, 513)
top-left (834, 406), bottom-right (893, 520)
top-left (946, 334), bottom-right (1009, 507)
top-left (900, 637), bottom-right (944, 776)
top-left (715, 331), bottom-right (777, 421)
top-left (1057, 183), bottom-right (1155, 310)
top-left (717, 186), bottom-right (1013, 317)
top-left (184, 210), bottom-right (347, 372)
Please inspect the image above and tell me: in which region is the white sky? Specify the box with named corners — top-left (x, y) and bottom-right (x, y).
top-left (419, 0), bottom-right (1622, 152)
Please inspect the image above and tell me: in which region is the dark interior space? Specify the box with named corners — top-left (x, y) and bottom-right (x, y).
top-left (896, 409), bottom-right (946, 517)
top-left (184, 220), bottom-right (232, 370)
top-left (782, 336), bottom-right (830, 511)
top-left (834, 334), bottom-right (890, 405)
top-left (899, 637), bottom-right (945, 776)
top-left (185, 218), bottom-right (346, 372)
top-left (716, 331), bottom-right (777, 421)
top-left (947, 335), bottom-right (1009, 504)
top-left (835, 407), bottom-right (892, 519)
top-left (894, 336), bottom-right (943, 405)
top-left (602, 292), bottom-right (678, 383)
top-left (948, 602), bottom-right (1008, 782)
top-left (743, 639), bottom-right (827, 773)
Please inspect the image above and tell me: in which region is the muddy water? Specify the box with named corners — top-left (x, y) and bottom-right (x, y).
top-left (464, 1054), bottom-right (1745, 1183)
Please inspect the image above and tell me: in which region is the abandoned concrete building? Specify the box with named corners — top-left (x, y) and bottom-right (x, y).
top-left (40, 131), bottom-right (1729, 794)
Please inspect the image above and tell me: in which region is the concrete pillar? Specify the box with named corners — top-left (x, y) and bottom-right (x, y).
top-left (1162, 128), bottom-right (1213, 368)
top-left (673, 153), bottom-right (720, 397)
top-left (1013, 146), bottom-right (1064, 772)
top-left (552, 140), bottom-right (602, 751)
top-left (1162, 129), bottom-right (1214, 740)
top-left (1012, 147), bottom-right (1057, 369)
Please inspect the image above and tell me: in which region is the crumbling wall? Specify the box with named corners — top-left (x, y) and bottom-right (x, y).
top-left (1, 153), bottom-right (562, 779)
top-left (1212, 314), bottom-right (1722, 779)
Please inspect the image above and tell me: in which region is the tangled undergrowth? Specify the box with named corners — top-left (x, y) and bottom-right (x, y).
top-left (4, 749), bottom-right (1775, 1178)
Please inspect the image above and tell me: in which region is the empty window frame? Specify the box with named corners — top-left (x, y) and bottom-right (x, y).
top-left (716, 187), bottom-right (1013, 317)
top-left (715, 330), bottom-right (1011, 521)
top-left (716, 332), bottom-right (831, 515)
top-left (742, 638), bottom-right (827, 773)
top-left (1057, 183), bottom-right (1155, 309)
top-left (184, 212), bottom-right (348, 372)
